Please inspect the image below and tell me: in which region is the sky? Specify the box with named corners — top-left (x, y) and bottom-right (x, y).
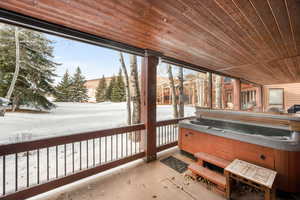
top-left (46, 33), bottom-right (197, 84)
top-left (47, 34), bottom-right (141, 84)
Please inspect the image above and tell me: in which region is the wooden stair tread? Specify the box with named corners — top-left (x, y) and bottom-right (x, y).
top-left (188, 163), bottom-right (226, 188)
top-left (194, 152), bottom-right (231, 169)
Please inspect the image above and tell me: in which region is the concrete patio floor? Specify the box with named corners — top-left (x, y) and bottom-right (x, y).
top-left (33, 148), bottom-right (299, 200)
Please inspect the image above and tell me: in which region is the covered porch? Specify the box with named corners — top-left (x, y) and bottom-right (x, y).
top-left (0, 0), bottom-right (300, 199)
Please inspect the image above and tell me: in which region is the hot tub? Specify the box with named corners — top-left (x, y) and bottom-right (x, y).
top-left (179, 109), bottom-right (300, 193)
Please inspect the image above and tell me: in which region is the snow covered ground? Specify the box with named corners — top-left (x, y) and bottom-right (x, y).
top-left (0, 102), bottom-right (195, 144)
top-left (0, 102), bottom-right (195, 195)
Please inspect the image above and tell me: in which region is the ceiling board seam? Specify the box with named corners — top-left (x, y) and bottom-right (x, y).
top-left (150, 1), bottom-right (246, 66)
top-left (213, 0), bottom-right (271, 61)
top-left (248, 0), bottom-right (286, 58)
top-left (201, 0), bottom-right (261, 61)
top-left (230, 0), bottom-right (277, 59)
top-left (267, 0), bottom-right (292, 58)
top-left (177, 0), bottom-right (255, 64)
top-left (284, 0), bottom-right (298, 54)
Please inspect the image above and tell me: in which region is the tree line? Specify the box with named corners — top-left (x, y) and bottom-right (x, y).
top-left (55, 67), bottom-right (88, 102)
top-left (95, 70), bottom-right (126, 103)
top-left (0, 23), bottom-right (184, 124)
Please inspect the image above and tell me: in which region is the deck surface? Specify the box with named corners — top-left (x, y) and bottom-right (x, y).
top-left (32, 148), bottom-right (299, 200)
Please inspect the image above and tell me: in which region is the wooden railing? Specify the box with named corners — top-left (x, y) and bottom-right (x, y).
top-left (0, 124), bottom-right (145, 200)
top-left (156, 117), bottom-right (194, 152)
top-left (0, 117), bottom-right (193, 200)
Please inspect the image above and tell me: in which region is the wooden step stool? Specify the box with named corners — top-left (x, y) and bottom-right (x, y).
top-left (194, 152), bottom-right (231, 169)
top-left (187, 152), bottom-right (231, 196)
top-left (225, 159), bottom-right (277, 200)
top-left (189, 163), bottom-right (227, 193)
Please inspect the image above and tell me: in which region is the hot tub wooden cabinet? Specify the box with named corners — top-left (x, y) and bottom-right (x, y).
top-left (179, 110), bottom-right (300, 193)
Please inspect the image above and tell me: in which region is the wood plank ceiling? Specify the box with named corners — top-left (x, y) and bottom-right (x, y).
top-left (0, 0), bottom-right (299, 85)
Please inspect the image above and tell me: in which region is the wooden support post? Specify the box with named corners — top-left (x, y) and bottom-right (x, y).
top-left (256, 86), bottom-right (263, 112)
top-left (233, 79), bottom-right (241, 110)
top-left (207, 72), bottom-right (212, 108)
top-left (141, 50), bottom-right (159, 162)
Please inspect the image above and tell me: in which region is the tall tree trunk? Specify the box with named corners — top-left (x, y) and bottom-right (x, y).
top-left (119, 52), bottom-right (131, 125)
top-left (215, 75), bottom-right (222, 108)
top-left (12, 95), bottom-right (20, 112)
top-left (178, 67), bottom-right (184, 117)
top-left (130, 55), bottom-right (141, 142)
top-left (167, 64), bottom-right (178, 118)
top-left (197, 74), bottom-right (204, 107)
top-left (206, 72), bottom-right (212, 108)
top-left (3, 27), bottom-right (20, 115)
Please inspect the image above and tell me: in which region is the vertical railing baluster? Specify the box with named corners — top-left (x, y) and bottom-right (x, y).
top-left (37, 149), bottom-right (40, 184)
top-left (125, 133), bottom-right (129, 157)
top-left (170, 124), bottom-right (172, 142)
top-left (56, 146), bottom-right (58, 178)
top-left (162, 126), bottom-right (164, 145)
top-left (173, 125), bottom-right (176, 141)
top-left (99, 137), bottom-right (101, 165)
top-left (164, 126), bottom-right (166, 145)
top-left (64, 144), bottom-right (67, 176)
top-left (111, 136), bottom-right (113, 161)
top-left (159, 126), bottom-right (161, 146)
top-left (3, 155), bottom-right (5, 195)
top-left (116, 134), bottom-right (119, 160)
top-left (87, 140), bottom-right (89, 168)
top-left (47, 148), bottom-right (49, 181)
top-left (167, 125), bottom-right (171, 143)
top-left (170, 125), bottom-right (172, 142)
top-left (93, 139), bottom-right (95, 167)
top-left (159, 127), bottom-right (161, 146)
top-left (80, 142), bottom-right (82, 171)
top-left (166, 125), bottom-right (168, 144)
top-left (172, 124), bottom-right (174, 142)
top-left (15, 153), bottom-right (18, 191)
top-left (121, 133), bottom-right (124, 158)
top-left (169, 124), bottom-right (173, 143)
top-left (105, 136), bottom-right (107, 163)
top-left (135, 131), bottom-right (137, 154)
top-left (176, 125), bottom-right (178, 141)
top-left (174, 125), bottom-right (176, 141)
top-left (131, 132), bottom-right (133, 155)
top-left (72, 143), bottom-right (74, 173)
top-left (27, 151), bottom-right (29, 187)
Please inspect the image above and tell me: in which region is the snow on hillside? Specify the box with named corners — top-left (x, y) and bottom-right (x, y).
top-left (0, 102), bottom-right (195, 144)
top-left (0, 102), bottom-right (195, 195)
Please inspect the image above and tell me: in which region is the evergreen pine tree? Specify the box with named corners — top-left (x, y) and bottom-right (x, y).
top-left (95, 75), bottom-right (107, 102)
top-left (0, 24), bottom-right (58, 111)
top-left (55, 70), bottom-right (72, 102)
top-left (105, 75), bottom-right (116, 101)
top-left (70, 67), bottom-right (88, 102)
top-left (111, 69), bottom-right (126, 102)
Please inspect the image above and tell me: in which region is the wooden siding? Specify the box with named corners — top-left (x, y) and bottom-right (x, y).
top-left (0, 0), bottom-right (300, 85)
top-left (264, 83), bottom-right (300, 111)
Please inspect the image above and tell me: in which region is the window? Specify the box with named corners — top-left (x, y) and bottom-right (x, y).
top-left (269, 88), bottom-right (284, 105)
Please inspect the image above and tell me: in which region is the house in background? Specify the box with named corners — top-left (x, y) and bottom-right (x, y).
top-left (264, 83), bottom-right (300, 112)
top-left (84, 77), bottom-right (114, 102)
top-left (85, 75), bottom-right (300, 112)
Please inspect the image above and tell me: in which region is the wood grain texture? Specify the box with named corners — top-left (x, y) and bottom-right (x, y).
top-left (0, 0), bottom-right (299, 84)
top-left (180, 127), bottom-right (300, 192)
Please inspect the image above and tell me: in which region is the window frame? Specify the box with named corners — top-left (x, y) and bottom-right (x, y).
top-left (268, 88), bottom-right (284, 106)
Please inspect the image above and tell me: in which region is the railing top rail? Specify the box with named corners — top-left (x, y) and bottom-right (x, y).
top-left (156, 116), bottom-right (195, 126)
top-left (0, 123), bottom-right (145, 156)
